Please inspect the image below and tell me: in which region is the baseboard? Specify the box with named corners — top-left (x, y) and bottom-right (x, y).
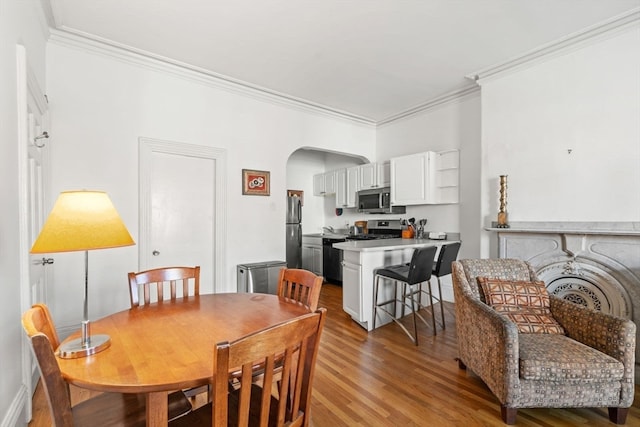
top-left (1, 384), bottom-right (28, 427)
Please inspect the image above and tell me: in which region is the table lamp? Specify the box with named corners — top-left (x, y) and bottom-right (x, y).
top-left (31, 190), bottom-right (135, 358)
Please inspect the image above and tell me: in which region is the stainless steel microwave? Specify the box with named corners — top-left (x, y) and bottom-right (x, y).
top-left (357, 187), bottom-right (406, 214)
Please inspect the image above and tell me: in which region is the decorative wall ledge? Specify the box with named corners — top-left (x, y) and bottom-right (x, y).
top-left (485, 221), bottom-right (640, 236)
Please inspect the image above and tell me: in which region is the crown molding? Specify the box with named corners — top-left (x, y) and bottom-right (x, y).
top-left (467, 7), bottom-right (640, 84)
top-left (40, 0), bottom-right (60, 28)
top-left (377, 84), bottom-right (480, 127)
top-left (46, 7), bottom-right (638, 129)
top-left (48, 28), bottom-right (377, 127)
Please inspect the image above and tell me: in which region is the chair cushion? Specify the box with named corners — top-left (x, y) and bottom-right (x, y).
top-left (477, 277), bottom-right (565, 334)
top-left (519, 334), bottom-right (625, 381)
top-left (376, 264), bottom-right (411, 282)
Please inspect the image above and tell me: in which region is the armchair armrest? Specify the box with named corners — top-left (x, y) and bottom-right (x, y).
top-left (454, 286), bottom-right (520, 404)
top-left (550, 296), bottom-right (636, 405)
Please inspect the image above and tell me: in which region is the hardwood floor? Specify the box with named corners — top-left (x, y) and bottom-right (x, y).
top-left (29, 283), bottom-right (640, 426)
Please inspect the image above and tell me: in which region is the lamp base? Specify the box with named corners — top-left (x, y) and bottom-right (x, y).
top-left (57, 334), bottom-right (111, 359)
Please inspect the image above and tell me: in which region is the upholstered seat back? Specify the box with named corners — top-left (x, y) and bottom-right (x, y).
top-left (457, 258), bottom-right (538, 301)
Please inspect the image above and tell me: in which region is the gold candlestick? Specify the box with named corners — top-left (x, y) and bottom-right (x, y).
top-left (497, 175), bottom-right (510, 228)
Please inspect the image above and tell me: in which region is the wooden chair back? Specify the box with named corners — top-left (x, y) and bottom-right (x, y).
top-left (277, 268), bottom-right (323, 312)
top-left (214, 308), bottom-right (327, 427)
top-left (22, 302), bottom-right (60, 349)
top-left (22, 305), bottom-right (75, 426)
top-left (128, 266), bottom-right (200, 307)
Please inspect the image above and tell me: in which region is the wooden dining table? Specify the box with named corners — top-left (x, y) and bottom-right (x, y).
top-left (56, 293), bottom-right (310, 426)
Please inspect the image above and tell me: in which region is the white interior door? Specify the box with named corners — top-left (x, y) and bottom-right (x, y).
top-left (27, 113), bottom-right (49, 304)
top-left (139, 139), bottom-right (227, 294)
top-left (17, 44), bottom-right (50, 420)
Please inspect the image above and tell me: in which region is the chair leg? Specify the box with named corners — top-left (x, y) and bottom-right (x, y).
top-left (373, 275), bottom-right (380, 330)
top-left (456, 358), bottom-right (466, 370)
top-left (407, 283), bottom-right (419, 346)
top-left (400, 283), bottom-right (406, 318)
top-left (501, 405), bottom-right (517, 425)
top-left (608, 407), bottom-right (629, 424)
top-left (426, 280), bottom-right (437, 335)
top-left (436, 276), bottom-right (446, 329)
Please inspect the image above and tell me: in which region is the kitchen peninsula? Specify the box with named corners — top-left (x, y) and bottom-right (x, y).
top-left (334, 237), bottom-right (459, 331)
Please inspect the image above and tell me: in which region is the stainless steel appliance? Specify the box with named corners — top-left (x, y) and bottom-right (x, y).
top-left (286, 196), bottom-right (302, 268)
top-left (345, 219), bottom-right (403, 240)
top-left (237, 260), bottom-right (287, 294)
top-left (357, 187), bottom-right (406, 214)
top-left (322, 237), bottom-right (345, 284)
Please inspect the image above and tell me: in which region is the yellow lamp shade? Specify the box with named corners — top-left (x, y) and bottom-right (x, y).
top-left (31, 190), bottom-right (135, 253)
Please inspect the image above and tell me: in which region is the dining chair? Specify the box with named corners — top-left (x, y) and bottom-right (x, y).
top-left (128, 265), bottom-right (200, 308)
top-left (128, 265), bottom-right (208, 399)
top-left (277, 268), bottom-right (323, 311)
top-left (22, 304), bottom-right (192, 426)
top-left (234, 268), bottom-right (323, 390)
top-left (169, 308), bottom-right (327, 427)
top-left (372, 245), bottom-right (438, 345)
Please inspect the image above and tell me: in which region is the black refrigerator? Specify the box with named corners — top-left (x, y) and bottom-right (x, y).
top-left (285, 196), bottom-right (302, 268)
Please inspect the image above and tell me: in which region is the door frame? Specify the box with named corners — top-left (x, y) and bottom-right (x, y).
top-left (139, 137), bottom-right (227, 293)
top-left (17, 44), bottom-right (50, 421)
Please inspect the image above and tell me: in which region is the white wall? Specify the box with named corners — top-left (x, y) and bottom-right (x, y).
top-left (376, 93), bottom-right (482, 260)
top-left (479, 25), bottom-right (640, 256)
top-left (0, 2), bottom-right (48, 425)
top-left (45, 41), bottom-right (376, 329)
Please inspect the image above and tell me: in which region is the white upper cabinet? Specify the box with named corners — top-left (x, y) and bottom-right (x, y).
top-left (390, 150), bottom-right (459, 205)
top-left (359, 161), bottom-right (390, 190)
top-left (313, 173), bottom-right (325, 196)
top-left (324, 170), bottom-right (336, 194)
top-left (336, 166), bottom-right (360, 208)
top-left (390, 152), bottom-right (433, 205)
top-left (313, 171), bottom-right (336, 196)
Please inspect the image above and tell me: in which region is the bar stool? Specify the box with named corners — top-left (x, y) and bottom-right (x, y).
top-left (429, 242), bottom-right (462, 329)
top-left (395, 242), bottom-right (462, 334)
top-left (372, 246), bottom-right (438, 345)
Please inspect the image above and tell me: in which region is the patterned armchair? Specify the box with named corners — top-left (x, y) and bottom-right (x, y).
top-left (452, 258), bottom-right (636, 425)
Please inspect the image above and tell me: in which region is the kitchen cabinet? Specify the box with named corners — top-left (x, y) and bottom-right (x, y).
top-left (390, 150), bottom-right (459, 205)
top-left (390, 152), bottom-right (432, 205)
top-left (301, 236), bottom-right (322, 276)
top-left (313, 171), bottom-right (336, 196)
top-left (359, 161), bottom-right (390, 190)
top-left (335, 166), bottom-right (359, 208)
top-left (341, 251), bottom-right (362, 320)
top-left (335, 238), bottom-right (458, 331)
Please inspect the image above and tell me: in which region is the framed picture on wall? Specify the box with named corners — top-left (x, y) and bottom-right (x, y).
top-left (242, 169), bottom-right (270, 196)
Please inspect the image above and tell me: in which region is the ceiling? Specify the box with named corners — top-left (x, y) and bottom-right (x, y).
top-left (46, 0), bottom-right (639, 124)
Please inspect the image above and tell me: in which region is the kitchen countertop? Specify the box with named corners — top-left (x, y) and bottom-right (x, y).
top-left (333, 238), bottom-right (459, 252)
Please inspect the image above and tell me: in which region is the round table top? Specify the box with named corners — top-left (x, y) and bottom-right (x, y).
top-left (57, 293), bottom-right (310, 393)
